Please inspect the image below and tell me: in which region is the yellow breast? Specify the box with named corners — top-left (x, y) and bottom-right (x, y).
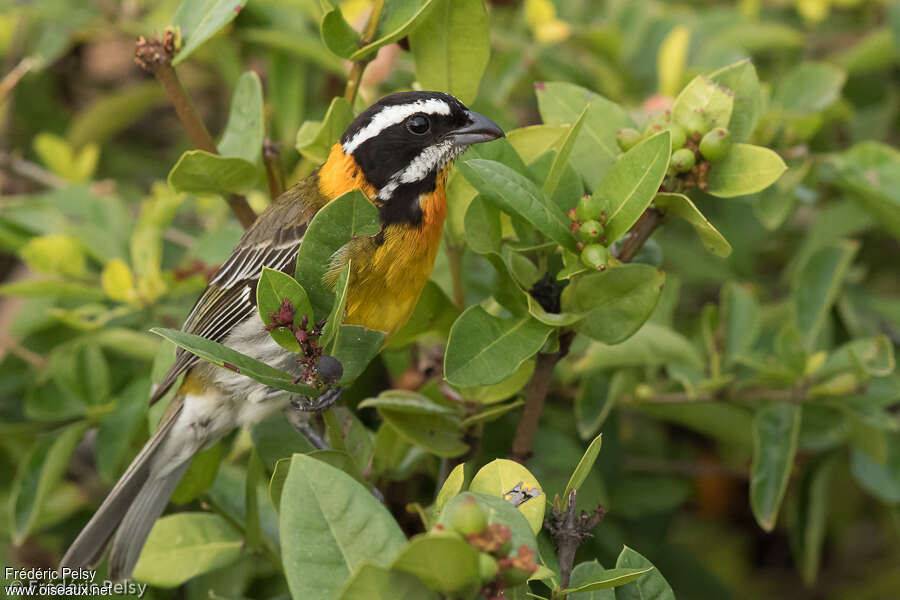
top-left (317, 144), bottom-right (448, 336)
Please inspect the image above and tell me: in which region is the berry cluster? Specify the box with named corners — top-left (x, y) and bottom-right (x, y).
top-left (433, 496), bottom-right (538, 598)
top-left (618, 107), bottom-right (732, 192)
top-left (567, 195), bottom-right (610, 271)
top-left (265, 299), bottom-right (342, 385)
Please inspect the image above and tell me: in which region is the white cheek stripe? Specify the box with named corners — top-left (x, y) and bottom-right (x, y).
top-left (342, 99), bottom-right (452, 155)
top-left (376, 140), bottom-right (463, 201)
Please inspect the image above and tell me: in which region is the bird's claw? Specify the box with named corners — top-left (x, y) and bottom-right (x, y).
top-left (289, 386), bottom-right (343, 412)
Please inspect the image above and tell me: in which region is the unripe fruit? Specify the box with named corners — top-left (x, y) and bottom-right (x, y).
top-left (581, 244), bottom-right (608, 270)
top-left (665, 123), bottom-right (687, 149)
top-left (575, 194), bottom-right (604, 222)
top-left (671, 148), bottom-right (696, 173)
top-left (448, 496), bottom-right (487, 536)
top-left (578, 219), bottom-right (602, 241)
top-left (678, 109), bottom-right (709, 138)
top-left (643, 121), bottom-right (665, 139)
top-left (479, 553), bottom-right (499, 583)
top-left (699, 127), bottom-right (731, 161)
top-left (615, 128), bottom-right (642, 152)
top-left (429, 525), bottom-right (464, 542)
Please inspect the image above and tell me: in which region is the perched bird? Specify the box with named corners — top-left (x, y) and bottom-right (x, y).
top-left (60, 91), bottom-right (503, 580)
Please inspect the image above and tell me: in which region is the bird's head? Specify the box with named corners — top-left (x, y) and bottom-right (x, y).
top-left (337, 91), bottom-right (504, 225)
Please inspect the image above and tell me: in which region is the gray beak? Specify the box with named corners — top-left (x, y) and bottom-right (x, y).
top-left (450, 110), bottom-right (505, 146)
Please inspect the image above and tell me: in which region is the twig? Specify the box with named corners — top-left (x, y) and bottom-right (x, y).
top-left (511, 330), bottom-right (574, 463)
top-left (446, 243), bottom-right (466, 310)
top-left (343, 0), bottom-right (385, 105)
top-left (616, 207), bottom-right (662, 263)
top-left (263, 137), bottom-right (285, 200)
top-left (0, 57), bottom-right (39, 104)
top-left (0, 151), bottom-right (66, 188)
top-left (546, 489), bottom-right (605, 597)
top-left (135, 32), bottom-right (256, 229)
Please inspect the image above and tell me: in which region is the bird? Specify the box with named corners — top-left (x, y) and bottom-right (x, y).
top-left (59, 90), bottom-right (504, 581)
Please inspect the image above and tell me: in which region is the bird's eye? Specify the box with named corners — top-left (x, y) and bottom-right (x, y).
top-left (406, 114), bottom-right (430, 135)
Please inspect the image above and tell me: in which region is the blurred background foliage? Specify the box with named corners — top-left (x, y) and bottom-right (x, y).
top-left (0, 0), bottom-right (899, 598)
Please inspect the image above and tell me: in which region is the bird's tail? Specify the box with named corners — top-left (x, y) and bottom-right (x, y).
top-left (60, 403), bottom-right (188, 581)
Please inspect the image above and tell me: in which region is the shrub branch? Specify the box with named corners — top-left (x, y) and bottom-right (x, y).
top-left (135, 32), bottom-right (256, 229)
top-left (343, 0), bottom-right (385, 105)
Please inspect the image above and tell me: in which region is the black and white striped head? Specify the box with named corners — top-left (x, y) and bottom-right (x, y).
top-left (340, 91), bottom-right (504, 225)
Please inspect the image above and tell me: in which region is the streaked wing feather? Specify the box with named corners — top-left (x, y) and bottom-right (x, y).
top-left (149, 177), bottom-right (323, 405)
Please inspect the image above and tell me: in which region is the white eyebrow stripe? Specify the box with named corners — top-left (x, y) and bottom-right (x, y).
top-left (376, 140), bottom-right (463, 201)
top-left (342, 99), bottom-right (452, 154)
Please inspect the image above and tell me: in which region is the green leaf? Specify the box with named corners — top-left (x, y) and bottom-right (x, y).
top-left (360, 390), bottom-right (458, 416)
top-left (615, 546), bottom-right (675, 600)
top-left (506, 125), bottom-right (569, 164)
top-left (320, 9), bottom-right (361, 59)
top-left (708, 60), bottom-right (762, 142)
top-left (172, 0), bottom-right (248, 65)
top-left (567, 561), bottom-right (615, 599)
top-left (168, 150), bottom-right (258, 194)
top-left (456, 358), bottom-right (535, 404)
top-left (720, 282), bottom-right (761, 368)
top-left (9, 422), bottom-right (87, 544)
top-left (600, 131), bottom-right (671, 244)
top-left (241, 28), bottom-right (344, 74)
top-left (461, 399), bottom-right (524, 427)
top-left (296, 96), bottom-right (354, 163)
top-left (774, 62), bottom-right (846, 113)
top-left (563, 567), bottom-right (654, 594)
top-left (256, 267), bottom-right (315, 353)
top-left (850, 433), bottom-right (900, 503)
top-left (542, 106), bottom-right (587, 198)
top-left (470, 459), bottom-right (545, 534)
top-left (391, 535), bottom-right (481, 593)
top-left (322, 262), bottom-right (351, 349)
top-left (67, 81), bottom-right (166, 148)
top-left (789, 454), bottom-right (837, 586)
top-left (654, 192), bottom-right (730, 257)
top-left (574, 322), bottom-right (702, 370)
top-left (563, 434), bottom-right (603, 508)
top-left (636, 402), bottom-right (753, 447)
top-left (49, 343), bottom-right (110, 405)
top-left (280, 454), bottom-right (407, 599)
top-left (0, 278), bottom-right (105, 299)
top-left (409, 0), bottom-right (490, 105)
top-left (750, 403), bottom-right (802, 531)
top-left (337, 564), bottom-right (439, 600)
top-left (830, 141), bottom-right (900, 238)
top-left (151, 328), bottom-right (320, 396)
top-left (170, 442), bottom-right (224, 505)
top-left (535, 82), bottom-right (635, 190)
top-left (380, 410), bottom-right (468, 458)
top-left (821, 336), bottom-right (895, 379)
top-left (295, 190), bottom-right (380, 319)
top-left (349, 0), bottom-right (441, 61)
top-left (567, 264), bottom-right (664, 344)
top-left (435, 463), bottom-right (466, 514)
top-left (218, 71), bottom-right (264, 163)
top-left (459, 159), bottom-right (577, 252)
top-left (96, 378), bottom-right (150, 482)
top-left (706, 144), bottom-right (787, 198)
top-left (672, 76), bottom-right (734, 133)
top-left (331, 324), bottom-right (387, 384)
top-left (132, 513), bottom-right (243, 586)
top-left (791, 241), bottom-right (858, 351)
top-left (444, 306), bottom-right (552, 387)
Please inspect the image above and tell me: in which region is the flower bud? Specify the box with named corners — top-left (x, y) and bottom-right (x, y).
top-left (581, 244), bottom-right (608, 270)
top-left (699, 127), bottom-right (731, 161)
top-left (671, 148), bottom-right (696, 173)
top-left (616, 128), bottom-right (643, 152)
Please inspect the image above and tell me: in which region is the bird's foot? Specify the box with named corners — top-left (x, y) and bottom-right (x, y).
top-left (290, 386), bottom-right (343, 412)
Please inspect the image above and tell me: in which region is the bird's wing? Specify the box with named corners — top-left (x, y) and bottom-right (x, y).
top-left (150, 175), bottom-right (326, 405)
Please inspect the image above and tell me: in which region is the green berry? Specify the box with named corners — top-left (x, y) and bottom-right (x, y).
top-left (678, 109), bottom-right (710, 138)
top-left (616, 128), bottom-right (642, 152)
top-left (581, 244), bottom-right (608, 270)
top-left (575, 194), bottom-right (603, 222)
top-left (429, 525), bottom-right (464, 541)
top-left (699, 127), bottom-right (731, 161)
top-left (448, 496), bottom-right (487, 536)
top-left (479, 553), bottom-right (499, 583)
top-left (578, 219), bottom-right (602, 241)
top-left (665, 123), bottom-right (687, 149)
top-left (671, 148), bottom-right (696, 173)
